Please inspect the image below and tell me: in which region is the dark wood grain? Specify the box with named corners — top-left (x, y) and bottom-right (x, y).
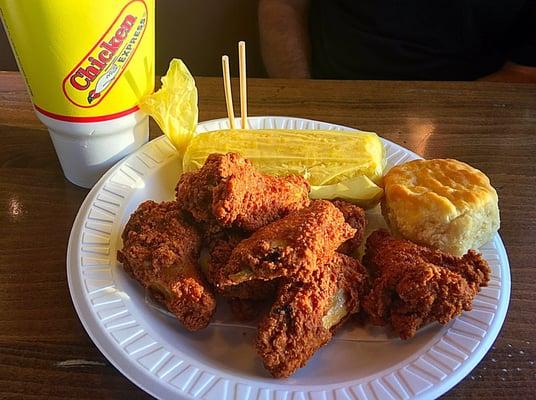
top-left (1, 71), bottom-right (535, 399)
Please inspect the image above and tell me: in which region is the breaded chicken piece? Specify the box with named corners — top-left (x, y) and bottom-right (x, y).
top-left (200, 231), bottom-right (278, 300)
top-left (364, 230), bottom-right (490, 289)
top-left (331, 199), bottom-right (367, 255)
top-left (199, 231), bottom-right (277, 321)
top-left (256, 253), bottom-right (368, 378)
top-left (175, 153), bottom-right (310, 232)
top-left (220, 200), bottom-right (356, 287)
top-left (362, 230), bottom-right (490, 339)
top-left (117, 200), bottom-right (216, 331)
top-left (227, 298), bottom-right (271, 322)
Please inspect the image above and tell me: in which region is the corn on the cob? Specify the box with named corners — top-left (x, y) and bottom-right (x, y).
top-left (182, 129), bottom-right (385, 186)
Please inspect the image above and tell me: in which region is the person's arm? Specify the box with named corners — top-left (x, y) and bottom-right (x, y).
top-left (258, 0), bottom-right (311, 78)
top-left (480, 62), bottom-right (536, 83)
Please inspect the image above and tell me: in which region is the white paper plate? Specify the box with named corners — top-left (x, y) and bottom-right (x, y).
top-left (67, 116), bottom-right (510, 400)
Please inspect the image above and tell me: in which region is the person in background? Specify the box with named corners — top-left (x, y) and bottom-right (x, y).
top-left (258, 0), bottom-right (536, 82)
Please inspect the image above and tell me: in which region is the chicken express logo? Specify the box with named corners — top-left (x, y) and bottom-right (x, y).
top-left (62, 0), bottom-right (148, 108)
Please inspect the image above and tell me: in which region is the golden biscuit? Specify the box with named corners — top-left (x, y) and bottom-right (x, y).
top-left (382, 159), bottom-right (500, 255)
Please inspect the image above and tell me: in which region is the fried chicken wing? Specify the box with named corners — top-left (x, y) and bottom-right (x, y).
top-left (362, 230), bottom-right (491, 339)
top-left (255, 253), bottom-right (368, 378)
top-left (200, 231), bottom-right (278, 299)
top-left (364, 230), bottom-right (490, 288)
top-left (175, 153), bottom-right (310, 232)
top-left (198, 230), bottom-right (278, 321)
top-left (227, 298), bottom-right (271, 322)
top-left (331, 199), bottom-right (367, 255)
top-left (220, 200), bottom-right (356, 287)
top-left (117, 200), bottom-right (216, 331)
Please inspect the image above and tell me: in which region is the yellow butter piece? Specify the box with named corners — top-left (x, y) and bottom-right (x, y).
top-left (310, 175), bottom-right (384, 209)
top-left (183, 129), bottom-right (385, 186)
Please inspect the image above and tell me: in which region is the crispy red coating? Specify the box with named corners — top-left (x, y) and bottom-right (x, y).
top-left (175, 153), bottom-right (310, 232)
top-left (331, 199), bottom-right (367, 255)
top-left (362, 230), bottom-right (491, 339)
top-left (227, 298), bottom-right (271, 321)
top-left (220, 200), bottom-right (356, 287)
top-left (117, 200), bottom-right (216, 331)
top-left (255, 253), bottom-right (368, 378)
top-left (202, 230), bottom-right (278, 300)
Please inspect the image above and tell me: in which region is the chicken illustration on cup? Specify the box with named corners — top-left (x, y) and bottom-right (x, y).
top-left (88, 61), bottom-right (120, 104)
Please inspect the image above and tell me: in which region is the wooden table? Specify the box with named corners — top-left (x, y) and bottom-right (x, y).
top-left (0, 71), bottom-right (535, 399)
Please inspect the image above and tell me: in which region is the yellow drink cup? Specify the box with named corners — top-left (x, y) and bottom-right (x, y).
top-left (0, 0), bottom-right (155, 187)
